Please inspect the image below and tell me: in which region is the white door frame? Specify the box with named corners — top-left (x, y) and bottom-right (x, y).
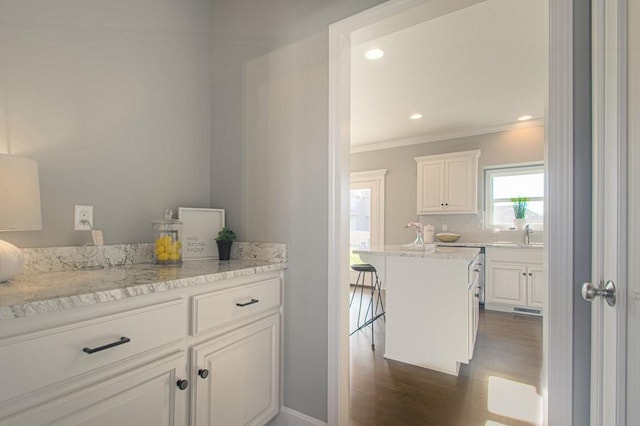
top-left (328, 1), bottom-right (574, 425)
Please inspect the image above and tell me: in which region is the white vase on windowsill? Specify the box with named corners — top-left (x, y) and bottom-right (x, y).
top-left (514, 218), bottom-right (527, 230)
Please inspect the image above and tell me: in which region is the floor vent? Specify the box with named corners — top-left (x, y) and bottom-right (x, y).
top-left (514, 306), bottom-right (542, 315)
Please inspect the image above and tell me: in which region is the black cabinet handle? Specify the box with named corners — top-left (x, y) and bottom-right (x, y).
top-left (236, 298), bottom-right (259, 307)
top-left (177, 379), bottom-right (189, 390)
top-left (198, 369), bottom-right (210, 379)
top-left (83, 337), bottom-right (130, 354)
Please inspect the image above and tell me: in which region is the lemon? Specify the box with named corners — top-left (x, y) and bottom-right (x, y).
top-left (169, 253), bottom-right (181, 261)
top-left (157, 252), bottom-right (170, 261)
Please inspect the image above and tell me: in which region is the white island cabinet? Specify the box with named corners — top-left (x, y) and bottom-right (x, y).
top-left (485, 246), bottom-right (545, 315)
top-left (0, 259), bottom-right (285, 426)
top-left (356, 246), bottom-right (480, 376)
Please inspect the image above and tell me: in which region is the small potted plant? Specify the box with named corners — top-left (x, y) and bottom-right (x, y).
top-left (511, 197), bottom-right (529, 230)
top-left (215, 226), bottom-right (237, 260)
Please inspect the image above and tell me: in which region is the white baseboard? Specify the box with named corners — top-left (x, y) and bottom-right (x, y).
top-left (267, 407), bottom-right (327, 426)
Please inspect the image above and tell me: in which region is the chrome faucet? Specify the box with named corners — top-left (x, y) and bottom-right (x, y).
top-left (524, 224), bottom-right (533, 245)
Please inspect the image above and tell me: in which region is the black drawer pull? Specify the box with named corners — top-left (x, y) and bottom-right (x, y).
top-left (83, 337), bottom-right (131, 354)
top-left (236, 298), bottom-right (259, 307)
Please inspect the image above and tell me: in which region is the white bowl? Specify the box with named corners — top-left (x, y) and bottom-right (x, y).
top-left (435, 232), bottom-right (461, 242)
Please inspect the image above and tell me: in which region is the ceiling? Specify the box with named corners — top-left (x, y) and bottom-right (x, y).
top-left (350, 0), bottom-right (548, 152)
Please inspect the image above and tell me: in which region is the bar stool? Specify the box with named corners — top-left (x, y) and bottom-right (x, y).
top-left (349, 263), bottom-right (385, 350)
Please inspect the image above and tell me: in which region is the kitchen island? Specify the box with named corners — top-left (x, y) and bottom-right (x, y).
top-left (354, 246), bottom-right (480, 376)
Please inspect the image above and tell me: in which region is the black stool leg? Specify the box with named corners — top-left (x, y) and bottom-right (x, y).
top-left (371, 270), bottom-right (376, 349)
top-left (349, 271), bottom-right (359, 308)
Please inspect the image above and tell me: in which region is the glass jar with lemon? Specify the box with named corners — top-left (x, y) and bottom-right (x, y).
top-left (153, 212), bottom-right (183, 265)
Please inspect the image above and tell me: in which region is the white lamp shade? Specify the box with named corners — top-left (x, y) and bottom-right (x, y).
top-left (0, 154), bottom-right (42, 231)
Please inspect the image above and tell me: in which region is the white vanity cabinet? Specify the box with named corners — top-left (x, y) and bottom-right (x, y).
top-left (415, 150), bottom-right (480, 214)
top-left (0, 270), bottom-right (284, 426)
top-left (485, 247), bottom-right (545, 315)
top-left (188, 275), bottom-right (281, 426)
top-left (0, 297), bottom-right (190, 425)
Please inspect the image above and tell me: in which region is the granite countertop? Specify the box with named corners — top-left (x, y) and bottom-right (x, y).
top-left (354, 246), bottom-right (480, 262)
top-left (435, 241), bottom-right (544, 249)
top-left (0, 259), bottom-right (286, 321)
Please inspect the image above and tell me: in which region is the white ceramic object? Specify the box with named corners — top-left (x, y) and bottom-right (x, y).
top-left (0, 239), bottom-right (24, 282)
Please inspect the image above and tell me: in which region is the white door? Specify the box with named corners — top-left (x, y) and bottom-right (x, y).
top-left (349, 170), bottom-right (386, 281)
top-left (586, 0), bottom-right (637, 423)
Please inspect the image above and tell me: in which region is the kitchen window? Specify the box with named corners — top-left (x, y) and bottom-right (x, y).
top-left (485, 164), bottom-right (544, 229)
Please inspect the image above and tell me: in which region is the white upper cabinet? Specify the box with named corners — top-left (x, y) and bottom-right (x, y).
top-left (415, 150), bottom-right (481, 214)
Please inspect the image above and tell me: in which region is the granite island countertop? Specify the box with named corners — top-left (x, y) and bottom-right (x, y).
top-left (354, 246), bottom-right (480, 262)
top-left (0, 245), bottom-right (287, 321)
top-left (435, 241), bottom-right (544, 249)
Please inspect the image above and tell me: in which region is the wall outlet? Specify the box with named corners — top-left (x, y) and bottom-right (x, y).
top-left (74, 205), bottom-right (93, 231)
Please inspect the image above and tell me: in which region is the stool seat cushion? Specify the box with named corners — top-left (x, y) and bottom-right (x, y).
top-left (351, 263), bottom-right (376, 272)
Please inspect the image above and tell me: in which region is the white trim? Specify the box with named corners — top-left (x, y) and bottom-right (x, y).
top-left (351, 120), bottom-right (545, 153)
top-left (329, 2), bottom-right (428, 424)
top-left (350, 169), bottom-right (387, 250)
top-left (330, 2), bottom-right (572, 426)
top-left (484, 164), bottom-right (545, 230)
top-left (269, 407), bottom-right (327, 426)
top-left (349, 169), bottom-right (387, 180)
top-left (546, 0), bottom-right (573, 425)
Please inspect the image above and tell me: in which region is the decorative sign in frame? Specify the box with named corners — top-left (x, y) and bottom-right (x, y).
top-left (178, 207), bottom-right (225, 260)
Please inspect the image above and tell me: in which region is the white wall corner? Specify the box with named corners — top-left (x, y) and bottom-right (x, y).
top-left (268, 407), bottom-right (328, 426)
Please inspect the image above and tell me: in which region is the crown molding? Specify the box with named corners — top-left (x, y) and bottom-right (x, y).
top-left (350, 119), bottom-right (545, 153)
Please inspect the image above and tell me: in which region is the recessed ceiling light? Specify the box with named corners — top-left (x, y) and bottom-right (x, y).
top-left (518, 115), bottom-right (533, 121)
top-left (364, 48), bottom-right (384, 60)
top-left (410, 113), bottom-right (423, 120)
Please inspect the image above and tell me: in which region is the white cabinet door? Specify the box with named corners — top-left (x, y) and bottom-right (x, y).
top-left (527, 264), bottom-right (545, 308)
top-left (415, 150), bottom-right (479, 215)
top-left (416, 159), bottom-right (445, 213)
top-left (191, 314), bottom-right (279, 426)
top-left (487, 262), bottom-right (527, 306)
top-left (444, 156), bottom-right (475, 213)
top-left (11, 352), bottom-right (188, 426)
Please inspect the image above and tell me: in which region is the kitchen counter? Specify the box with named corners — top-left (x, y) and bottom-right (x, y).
top-left (435, 241), bottom-right (544, 249)
top-left (0, 243), bottom-right (287, 321)
top-left (355, 245), bottom-right (480, 261)
top-left (353, 245), bottom-right (480, 376)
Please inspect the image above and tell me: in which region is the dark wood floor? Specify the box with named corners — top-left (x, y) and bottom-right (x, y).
top-left (349, 287), bottom-right (543, 426)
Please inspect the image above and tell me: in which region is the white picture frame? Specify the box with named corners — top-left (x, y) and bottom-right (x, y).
top-left (178, 207), bottom-right (225, 260)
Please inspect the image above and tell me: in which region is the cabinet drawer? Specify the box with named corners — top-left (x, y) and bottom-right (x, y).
top-left (0, 299), bottom-right (186, 404)
top-left (192, 277), bottom-right (280, 336)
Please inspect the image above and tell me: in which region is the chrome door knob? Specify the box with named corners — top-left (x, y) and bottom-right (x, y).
top-left (582, 280), bottom-right (616, 306)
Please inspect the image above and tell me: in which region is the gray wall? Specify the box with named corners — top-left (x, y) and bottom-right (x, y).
top-left (0, 0), bottom-right (214, 248)
top-left (351, 126), bottom-right (544, 244)
top-left (0, 0), bottom-right (388, 422)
